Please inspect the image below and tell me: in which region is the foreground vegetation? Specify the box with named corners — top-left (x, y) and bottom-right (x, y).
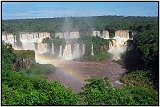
top-left (120, 20), bottom-right (158, 89)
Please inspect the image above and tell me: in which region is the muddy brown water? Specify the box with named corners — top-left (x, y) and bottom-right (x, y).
top-left (46, 59), bottom-right (126, 92)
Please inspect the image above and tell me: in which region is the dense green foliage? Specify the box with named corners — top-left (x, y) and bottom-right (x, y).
top-left (2, 42), bottom-right (81, 105)
top-left (94, 51), bottom-right (112, 61)
top-left (2, 43), bottom-right (15, 72)
top-left (21, 61), bottom-right (55, 77)
top-left (75, 36), bottom-right (111, 61)
top-left (2, 71), bottom-right (81, 105)
top-left (120, 70), bottom-right (153, 88)
top-left (2, 16), bottom-right (157, 35)
top-left (14, 50), bottom-right (35, 60)
top-left (80, 77), bottom-right (158, 105)
top-left (121, 21), bottom-right (158, 88)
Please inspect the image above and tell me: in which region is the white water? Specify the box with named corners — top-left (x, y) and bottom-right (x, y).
top-left (45, 43), bottom-right (48, 53)
top-left (59, 46), bottom-right (63, 58)
top-left (103, 31), bottom-right (110, 39)
top-left (2, 30), bottom-right (129, 61)
top-left (73, 43), bottom-right (80, 58)
top-left (37, 43), bottom-right (47, 54)
top-left (91, 44), bottom-right (94, 56)
top-left (51, 43), bottom-right (55, 54)
top-left (108, 36), bottom-right (129, 60)
top-left (63, 44), bottom-right (72, 60)
top-left (82, 44), bottom-right (85, 55)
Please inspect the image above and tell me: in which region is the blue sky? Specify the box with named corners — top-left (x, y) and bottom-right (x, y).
top-left (2, 2), bottom-right (158, 19)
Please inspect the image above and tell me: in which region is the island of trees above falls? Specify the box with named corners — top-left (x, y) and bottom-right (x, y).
top-left (2, 16), bottom-right (159, 105)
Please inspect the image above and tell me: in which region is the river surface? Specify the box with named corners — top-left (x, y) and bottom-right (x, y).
top-left (44, 59), bottom-right (126, 92)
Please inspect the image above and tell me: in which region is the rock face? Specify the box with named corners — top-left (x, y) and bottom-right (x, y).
top-left (13, 50), bottom-right (35, 70)
top-left (115, 30), bottom-right (129, 38)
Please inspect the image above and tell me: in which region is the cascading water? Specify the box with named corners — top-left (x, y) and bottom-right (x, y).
top-left (73, 43), bottom-right (80, 58)
top-left (37, 43), bottom-right (46, 54)
top-left (82, 44), bottom-right (85, 55)
top-left (51, 43), bottom-right (55, 54)
top-left (91, 44), bottom-right (94, 56)
top-left (63, 44), bottom-right (72, 60)
top-left (109, 41), bottom-right (112, 49)
top-left (45, 43), bottom-right (48, 53)
top-left (108, 36), bottom-right (129, 60)
top-left (59, 46), bottom-right (63, 58)
top-left (21, 40), bottom-right (36, 50)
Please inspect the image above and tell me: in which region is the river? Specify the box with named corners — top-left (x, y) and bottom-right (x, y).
top-left (44, 59), bottom-right (126, 92)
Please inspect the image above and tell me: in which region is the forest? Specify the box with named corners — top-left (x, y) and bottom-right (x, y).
top-left (2, 16), bottom-right (159, 105)
top-left (2, 16), bottom-right (158, 37)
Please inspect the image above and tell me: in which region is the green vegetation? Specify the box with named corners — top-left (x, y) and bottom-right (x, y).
top-left (21, 61), bottom-right (55, 77)
top-left (120, 70), bottom-right (153, 88)
top-left (121, 21), bottom-right (158, 88)
top-left (95, 51), bottom-right (112, 61)
top-left (2, 71), bottom-right (81, 105)
top-left (2, 42), bottom-right (80, 105)
top-left (14, 50), bottom-right (35, 60)
top-left (2, 16), bottom-right (157, 35)
top-left (80, 77), bottom-right (158, 105)
top-left (2, 43), bottom-right (15, 72)
top-left (76, 36), bottom-right (111, 61)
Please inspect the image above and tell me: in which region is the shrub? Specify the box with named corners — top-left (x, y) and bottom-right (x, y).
top-left (2, 71), bottom-right (81, 105)
top-left (120, 70), bottom-right (152, 88)
top-left (21, 62), bottom-right (55, 77)
top-left (95, 51), bottom-right (111, 61)
top-left (80, 77), bottom-right (158, 105)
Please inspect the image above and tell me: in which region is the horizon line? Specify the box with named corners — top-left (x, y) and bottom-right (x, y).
top-left (2, 15), bottom-right (158, 20)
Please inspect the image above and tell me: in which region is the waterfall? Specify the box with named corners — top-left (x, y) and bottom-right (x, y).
top-left (108, 37), bottom-right (129, 60)
top-left (59, 46), bottom-right (63, 57)
top-left (82, 44), bottom-right (85, 55)
top-left (109, 41), bottom-right (112, 50)
top-left (63, 44), bottom-right (72, 60)
top-left (45, 43), bottom-right (47, 53)
top-left (37, 43), bottom-right (45, 54)
top-left (14, 36), bottom-right (16, 43)
top-left (91, 44), bottom-right (94, 56)
top-left (73, 43), bottom-right (80, 58)
top-left (51, 43), bottom-right (55, 54)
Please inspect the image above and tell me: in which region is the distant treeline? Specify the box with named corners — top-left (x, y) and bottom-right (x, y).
top-left (2, 16), bottom-right (158, 36)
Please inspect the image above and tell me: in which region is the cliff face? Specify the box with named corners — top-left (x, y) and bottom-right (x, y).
top-left (115, 30), bottom-right (129, 38)
top-left (13, 50), bottom-right (35, 70)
